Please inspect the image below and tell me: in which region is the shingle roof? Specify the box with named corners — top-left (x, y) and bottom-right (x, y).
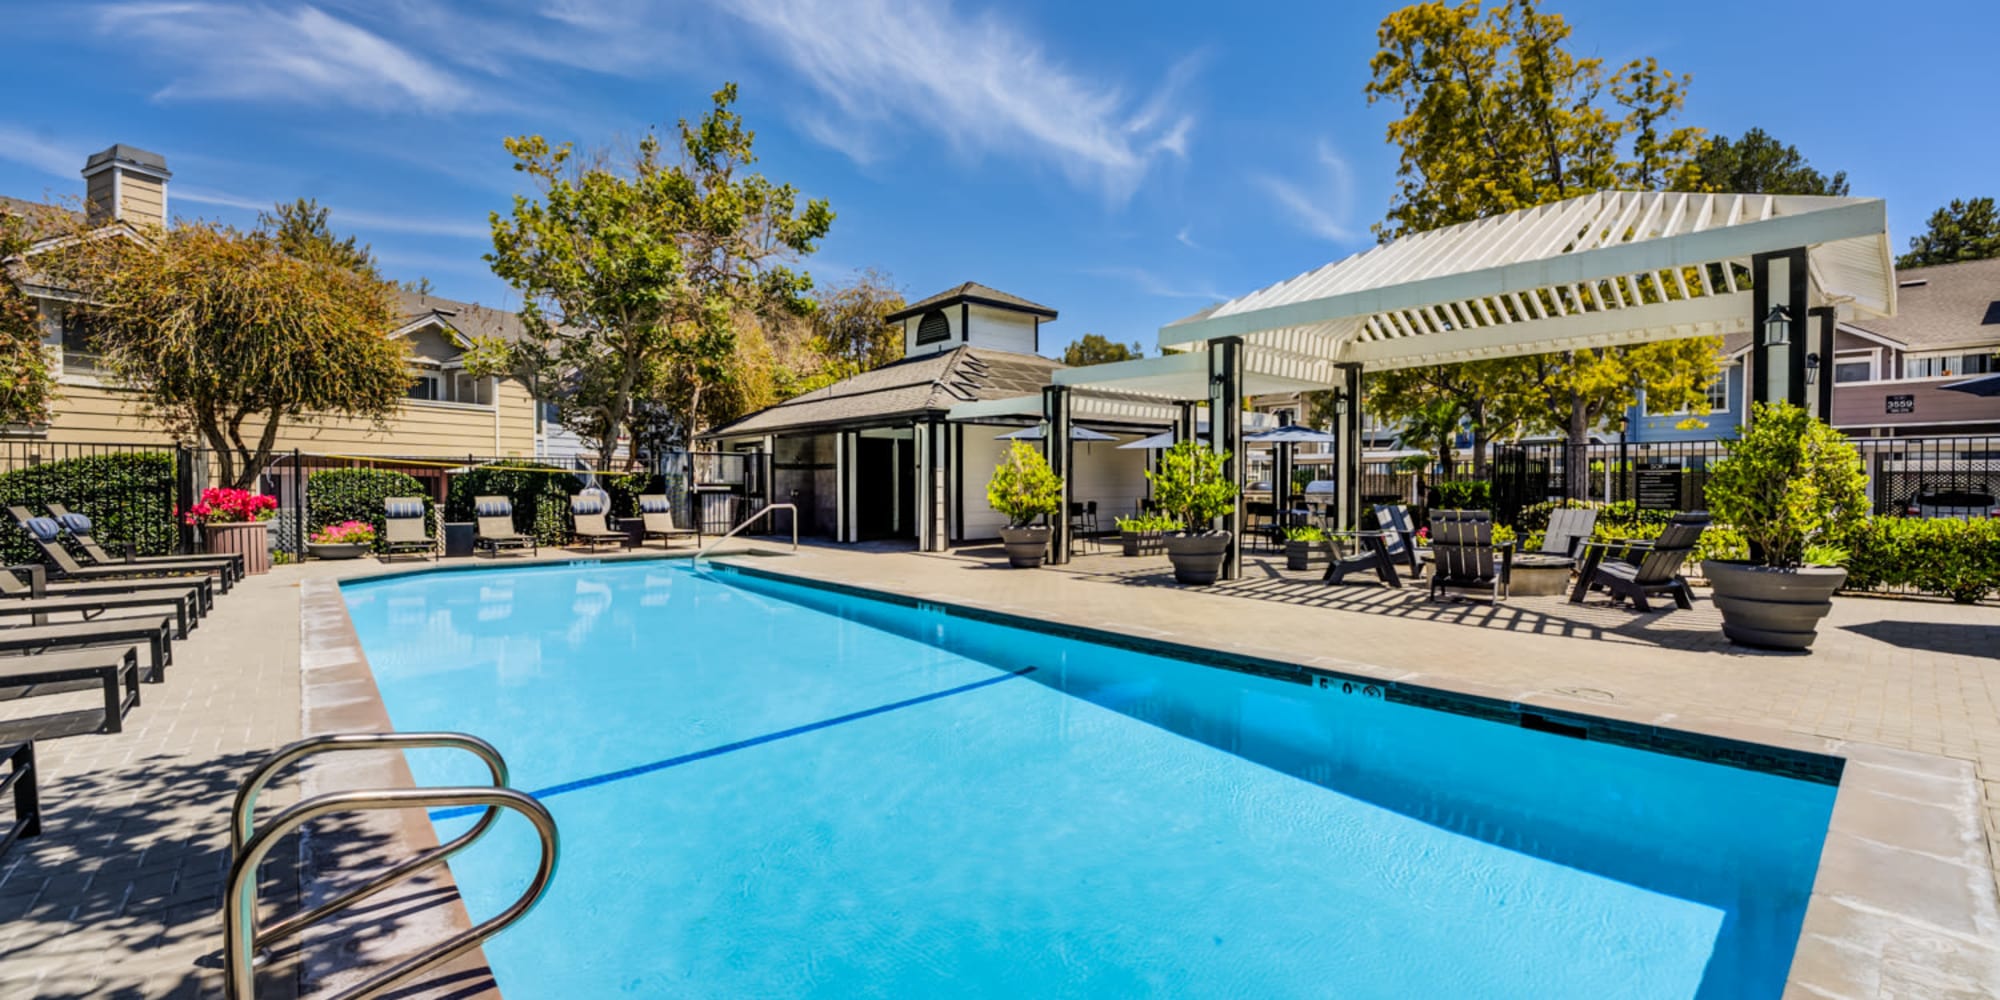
top-left (391, 288), bottom-right (532, 345)
top-left (0, 196), bottom-right (84, 235)
top-left (704, 346), bottom-right (1063, 438)
top-left (1843, 258), bottom-right (2000, 351)
top-left (884, 282), bottom-right (1057, 322)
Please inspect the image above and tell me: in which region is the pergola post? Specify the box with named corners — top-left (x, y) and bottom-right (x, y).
top-left (1750, 248), bottom-right (1811, 414)
top-left (1041, 385), bottom-right (1072, 564)
top-left (1335, 363), bottom-right (1363, 531)
top-left (1273, 409), bottom-right (1294, 514)
top-left (1208, 337), bottom-right (1244, 580)
top-left (1176, 402), bottom-right (1196, 443)
top-left (1809, 306), bottom-right (1836, 419)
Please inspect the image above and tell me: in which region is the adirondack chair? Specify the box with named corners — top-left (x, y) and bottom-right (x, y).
top-left (1539, 507), bottom-right (1600, 562)
top-left (1322, 504), bottom-right (1425, 587)
top-left (1569, 512), bottom-right (1710, 612)
top-left (1427, 509), bottom-right (1513, 603)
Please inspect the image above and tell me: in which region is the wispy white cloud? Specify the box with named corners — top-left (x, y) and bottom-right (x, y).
top-left (176, 185), bottom-right (489, 238)
top-left (1175, 226), bottom-right (1198, 249)
top-left (94, 2), bottom-right (481, 112)
top-left (0, 126), bottom-right (85, 178)
top-left (723, 0), bottom-right (1198, 198)
top-left (1255, 139), bottom-right (1357, 243)
top-left (1086, 265), bottom-right (1224, 302)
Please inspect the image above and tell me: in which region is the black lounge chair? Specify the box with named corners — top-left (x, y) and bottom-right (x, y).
top-left (44, 503), bottom-right (243, 583)
top-left (0, 741), bottom-right (40, 858)
top-left (1427, 509), bottom-right (1513, 603)
top-left (1321, 504), bottom-right (1425, 587)
top-left (1, 561), bottom-right (212, 616)
top-left (474, 496), bottom-right (536, 558)
top-left (380, 496), bottom-right (435, 562)
top-left (0, 616), bottom-right (173, 682)
top-left (637, 494), bottom-right (697, 548)
top-left (1569, 512), bottom-right (1709, 612)
top-left (0, 646), bottom-right (141, 734)
top-left (569, 490), bottom-right (625, 551)
top-left (0, 567), bottom-right (196, 638)
top-left (16, 515), bottom-right (232, 594)
top-left (1536, 507), bottom-right (1599, 563)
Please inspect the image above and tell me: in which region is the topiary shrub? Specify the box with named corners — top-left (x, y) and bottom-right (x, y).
top-left (1146, 440), bottom-right (1237, 535)
top-left (445, 462), bottom-right (580, 546)
top-left (0, 452), bottom-right (177, 564)
top-left (986, 441), bottom-right (1064, 529)
top-left (1705, 402), bottom-right (1868, 567)
top-left (307, 468), bottom-right (429, 551)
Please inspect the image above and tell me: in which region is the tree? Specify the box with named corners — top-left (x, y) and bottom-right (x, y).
top-left (1061, 333), bottom-right (1142, 367)
top-left (0, 209), bottom-right (58, 427)
top-left (1364, 0), bottom-right (1717, 492)
top-left (1897, 197), bottom-right (2000, 269)
top-left (483, 84), bottom-right (834, 467)
top-left (49, 220), bottom-right (410, 489)
top-left (259, 198), bottom-right (380, 279)
top-left (1393, 397), bottom-right (1464, 477)
top-left (812, 269), bottom-right (905, 371)
top-left (1685, 128), bottom-right (1848, 196)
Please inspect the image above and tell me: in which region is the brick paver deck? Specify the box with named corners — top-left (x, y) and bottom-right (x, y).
top-left (0, 542), bottom-right (1991, 995)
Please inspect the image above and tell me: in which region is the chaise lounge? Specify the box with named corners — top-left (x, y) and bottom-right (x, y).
top-left (474, 496), bottom-right (537, 558)
top-left (0, 646), bottom-right (142, 735)
top-left (44, 504), bottom-right (243, 584)
top-left (0, 567), bottom-right (198, 638)
top-left (16, 516), bottom-right (233, 594)
top-left (637, 494), bottom-right (698, 549)
top-left (569, 490), bottom-right (626, 552)
top-left (380, 497), bottom-right (436, 562)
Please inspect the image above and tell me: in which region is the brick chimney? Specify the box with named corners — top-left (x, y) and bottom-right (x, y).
top-left (80, 144), bottom-right (172, 229)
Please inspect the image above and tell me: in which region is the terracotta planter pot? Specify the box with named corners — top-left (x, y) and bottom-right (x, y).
top-left (1165, 531), bottom-right (1232, 586)
top-left (307, 542), bottom-right (370, 561)
top-left (204, 520), bottom-right (271, 575)
top-left (1703, 560), bottom-right (1847, 650)
top-left (998, 525), bottom-right (1051, 568)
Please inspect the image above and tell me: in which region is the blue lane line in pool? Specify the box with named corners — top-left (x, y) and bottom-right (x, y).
top-left (429, 666), bottom-right (1039, 821)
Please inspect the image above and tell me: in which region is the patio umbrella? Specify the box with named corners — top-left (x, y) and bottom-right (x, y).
top-left (1940, 373), bottom-right (2000, 397)
top-left (995, 424), bottom-right (1117, 442)
top-left (1117, 429), bottom-right (1179, 450)
top-left (1242, 426), bottom-right (1340, 445)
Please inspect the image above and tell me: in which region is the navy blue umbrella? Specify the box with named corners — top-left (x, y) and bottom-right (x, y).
top-left (1940, 373), bottom-right (2000, 397)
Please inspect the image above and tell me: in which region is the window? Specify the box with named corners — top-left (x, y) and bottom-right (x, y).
top-left (1906, 353), bottom-right (1997, 379)
top-left (914, 309), bottom-right (951, 345)
top-left (60, 311), bottom-right (105, 375)
top-left (407, 374), bottom-right (440, 401)
top-left (1834, 361), bottom-right (1874, 383)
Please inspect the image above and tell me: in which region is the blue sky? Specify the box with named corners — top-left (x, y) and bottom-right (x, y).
top-left (3, 0), bottom-right (1995, 356)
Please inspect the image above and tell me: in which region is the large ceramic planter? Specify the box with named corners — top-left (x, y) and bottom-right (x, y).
top-left (1703, 560), bottom-right (1847, 650)
top-left (307, 542), bottom-right (370, 561)
top-left (204, 520), bottom-right (271, 576)
top-left (1120, 529), bottom-right (1164, 557)
top-left (1285, 539), bottom-right (1329, 572)
top-left (1165, 531), bottom-right (1232, 586)
top-left (998, 525), bottom-right (1052, 568)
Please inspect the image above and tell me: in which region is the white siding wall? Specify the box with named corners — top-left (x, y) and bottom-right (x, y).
top-left (956, 430), bottom-right (1011, 540)
top-left (1070, 437), bottom-right (1149, 528)
top-left (965, 306), bottom-right (1037, 355)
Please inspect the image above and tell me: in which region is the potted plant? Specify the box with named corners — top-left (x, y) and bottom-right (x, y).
top-left (1147, 439), bottom-right (1238, 585)
top-left (1114, 513), bottom-right (1174, 556)
top-left (308, 519), bottom-right (376, 560)
top-left (1701, 402), bottom-right (1867, 650)
top-left (986, 441), bottom-right (1064, 568)
top-left (184, 486), bottom-right (278, 575)
top-left (1284, 525), bottom-right (1329, 571)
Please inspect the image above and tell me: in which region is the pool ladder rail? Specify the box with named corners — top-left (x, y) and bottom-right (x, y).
top-left (224, 732), bottom-right (559, 1000)
top-left (692, 502), bottom-right (800, 567)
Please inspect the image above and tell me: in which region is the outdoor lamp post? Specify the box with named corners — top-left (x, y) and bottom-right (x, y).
top-left (1761, 304), bottom-right (1793, 347)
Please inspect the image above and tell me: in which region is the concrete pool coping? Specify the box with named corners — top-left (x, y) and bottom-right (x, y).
top-left (297, 550), bottom-right (2000, 998)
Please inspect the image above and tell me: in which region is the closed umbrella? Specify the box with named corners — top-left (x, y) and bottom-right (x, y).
top-left (995, 425), bottom-right (1117, 442)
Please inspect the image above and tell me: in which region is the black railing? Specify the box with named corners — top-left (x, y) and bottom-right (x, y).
top-left (0, 440), bottom-right (194, 564)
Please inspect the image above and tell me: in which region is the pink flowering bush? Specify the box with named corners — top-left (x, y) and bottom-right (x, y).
top-left (309, 519), bottom-right (375, 546)
top-left (182, 487), bottom-right (277, 525)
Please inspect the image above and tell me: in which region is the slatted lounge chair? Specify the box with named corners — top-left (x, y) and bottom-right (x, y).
top-left (1, 561), bottom-right (212, 616)
top-left (0, 615), bottom-right (173, 682)
top-left (0, 567), bottom-right (195, 638)
top-left (380, 497), bottom-right (435, 562)
top-left (1568, 512), bottom-right (1709, 612)
top-left (44, 503), bottom-right (243, 583)
top-left (15, 516), bottom-right (233, 594)
top-left (1427, 509), bottom-right (1513, 603)
top-left (637, 494), bottom-right (697, 548)
top-left (0, 741), bottom-right (40, 858)
top-left (1538, 507), bottom-right (1600, 563)
top-left (0, 646), bottom-right (141, 735)
top-left (474, 496), bottom-right (536, 558)
top-left (1321, 504), bottom-right (1425, 587)
top-left (569, 490), bottom-right (625, 552)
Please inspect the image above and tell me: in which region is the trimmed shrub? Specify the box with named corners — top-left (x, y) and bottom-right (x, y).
top-left (601, 471), bottom-right (665, 519)
top-left (1840, 517), bottom-right (2000, 604)
top-left (307, 468), bottom-right (429, 551)
top-left (0, 452), bottom-right (177, 565)
top-left (1430, 479), bottom-right (1491, 510)
top-left (445, 462), bottom-right (580, 546)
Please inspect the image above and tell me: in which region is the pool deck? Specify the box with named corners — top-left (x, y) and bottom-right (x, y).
top-left (0, 539), bottom-right (1994, 996)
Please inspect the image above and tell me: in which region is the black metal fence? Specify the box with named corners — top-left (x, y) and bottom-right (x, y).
top-left (0, 439), bottom-right (199, 563)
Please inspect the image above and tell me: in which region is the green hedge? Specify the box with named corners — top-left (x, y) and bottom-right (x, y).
top-left (444, 463), bottom-right (580, 546)
top-left (307, 468), bottom-right (430, 551)
top-left (1431, 479), bottom-right (1491, 510)
top-left (0, 452), bottom-right (177, 565)
top-left (1839, 517), bottom-right (2000, 604)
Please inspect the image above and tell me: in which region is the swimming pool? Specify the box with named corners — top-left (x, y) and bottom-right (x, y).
top-left (341, 560), bottom-right (1837, 999)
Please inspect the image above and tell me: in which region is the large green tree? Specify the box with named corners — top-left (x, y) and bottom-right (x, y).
top-left (259, 198), bottom-right (381, 279)
top-left (0, 208), bottom-right (58, 428)
top-left (811, 268), bottom-right (905, 372)
top-left (49, 219), bottom-right (410, 488)
top-left (1897, 197), bottom-right (2000, 269)
top-left (482, 84), bottom-right (833, 466)
top-left (1364, 0), bottom-right (1717, 487)
top-left (1061, 333), bottom-right (1142, 367)
top-left (1686, 128), bottom-right (1849, 196)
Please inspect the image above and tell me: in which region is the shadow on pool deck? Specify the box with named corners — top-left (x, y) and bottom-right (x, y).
top-left (1840, 620), bottom-right (2000, 657)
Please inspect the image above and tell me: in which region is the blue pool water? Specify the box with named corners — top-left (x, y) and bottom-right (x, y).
top-left (341, 561), bottom-right (1836, 999)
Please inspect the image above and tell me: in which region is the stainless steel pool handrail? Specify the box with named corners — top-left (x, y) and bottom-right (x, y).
top-left (692, 502), bottom-right (798, 567)
top-left (223, 786), bottom-right (558, 1000)
top-left (229, 733), bottom-right (510, 951)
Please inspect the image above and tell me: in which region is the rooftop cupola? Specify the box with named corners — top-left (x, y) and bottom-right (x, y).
top-left (885, 282), bottom-right (1057, 359)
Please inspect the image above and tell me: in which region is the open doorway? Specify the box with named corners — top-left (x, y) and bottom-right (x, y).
top-left (855, 427), bottom-right (915, 541)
